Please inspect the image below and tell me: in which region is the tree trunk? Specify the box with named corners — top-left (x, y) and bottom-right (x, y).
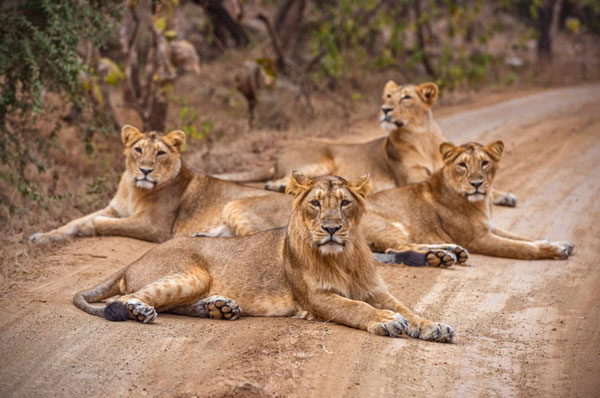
top-left (413, 0), bottom-right (436, 77)
top-left (537, 0), bottom-right (557, 62)
top-left (196, 0), bottom-right (249, 47)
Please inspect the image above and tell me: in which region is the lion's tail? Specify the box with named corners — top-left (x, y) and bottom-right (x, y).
top-left (210, 166), bottom-right (275, 183)
top-left (73, 269), bottom-right (126, 320)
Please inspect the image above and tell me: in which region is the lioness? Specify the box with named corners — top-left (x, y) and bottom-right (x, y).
top-left (29, 125), bottom-right (271, 244)
top-left (73, 174), bottom-right (455, 343)
top-left (215, 81), bottom-right (515, 207)
top-left (222, 141), bottom-right (573, 263)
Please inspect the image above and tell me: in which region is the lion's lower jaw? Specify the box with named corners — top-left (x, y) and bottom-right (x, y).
top-left (318, 244), bottom-right (345, 256)
top-left (380, 121), bottom-right (398, 131)
top-left (136, 180), bottom-right (155, 190)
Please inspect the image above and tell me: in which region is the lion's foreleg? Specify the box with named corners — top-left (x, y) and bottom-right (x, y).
top-left (470, 233), bottom-right (573, 260)
top-left (491, 227), bottom-right (533, 242)
top-left (107, 269), bottom-right (212, 323)
top-left (93, 214), bottom-right (169, 242)
top-left (29, 206), bottom-right (119, 244)
top-left (307, 291), bottom-right (407, 337)
top-left (366, 292), bottom-right (455, 343)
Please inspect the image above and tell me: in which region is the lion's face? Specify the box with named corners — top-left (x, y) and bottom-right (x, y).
top-left (439, 141), bottom-right (504, 202)
top-left (121, 125), bottom-right (186, 190)
top-left (380, 81), bottom-right (439, 131)
top-left (287, 173), bottom-right (371, 256)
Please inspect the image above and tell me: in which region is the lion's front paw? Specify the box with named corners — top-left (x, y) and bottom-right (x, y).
top-left (204, 295), bottom-right (241, 320)
top-left (494, 192), bottom-right (517, 207)
top-left (425, 249), bottom-right (457, 268)
top-left (535, 240), bottom-right (573, 260)
top-left (126, 299), bottom-right (157, 323)
top-left (451, 246), bottom-right (470, 264)
top-left (28, 232), bottom-right (66, 245)
top-left (408, 321), bottom-right (455, 343)
top-left (367, 311), bottom-right (408, 337)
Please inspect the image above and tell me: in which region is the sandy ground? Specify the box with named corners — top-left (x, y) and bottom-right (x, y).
top-left (1, 84), bottom-right (600, 398)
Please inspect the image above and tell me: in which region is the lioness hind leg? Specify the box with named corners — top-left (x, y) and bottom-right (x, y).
top-left (105, 298), bottom-right (157, 323)
top-left (265, 160), bottom-right (336, 192)
top-left (170, 295), bottom-right (241, 320)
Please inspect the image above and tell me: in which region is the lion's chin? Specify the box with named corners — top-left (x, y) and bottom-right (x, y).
top-left (467, 193), bottom-right (485, 202)
top-left (136, 180), bottom-right (156, 190)
top-left (318, 243), bottom-right (345, 256)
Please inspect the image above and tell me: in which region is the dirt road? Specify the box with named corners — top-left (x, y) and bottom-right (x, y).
top-left (1, 84), bottom-right (599, 397)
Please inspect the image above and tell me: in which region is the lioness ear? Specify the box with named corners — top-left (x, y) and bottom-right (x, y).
top-left (483, 140), bottom-right (504, 162)
top-left (416, 82), bottom-right (439, 107)
top-left (383, 80), bottom-right (398, 97)
top-left (349, 174), bottom-right (372, 199)
top-left (121, 125), bottom-right (144, 147)
top-left (440, 142), bottom-right (458, 164)
top-left (164, 130), bottom-right (186, 152)
top-left (285, 171), bottom-right (313, 196)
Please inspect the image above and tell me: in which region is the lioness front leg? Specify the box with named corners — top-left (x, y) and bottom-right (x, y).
top-left (470, 233), bottom-right (573, 260)
top-left (308, 291), bottom-right (408, 337)
top-left (93, 214), bottom-right (170, 242)
top-left (29, 206), bottom-right (119, 244)
top-left (265, 160), bottom-right (336, 192)
top-left (105, 270), bottom-right (212, 323)
top-left (492, 189), bottom-right (517, 207)
top-left (367, 292), bottom-right (455, 343)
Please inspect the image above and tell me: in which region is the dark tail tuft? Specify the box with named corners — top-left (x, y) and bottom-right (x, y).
top-left (104, 301), bottom-right (129, 321)
top-left (373, 251), bottom-right (427, 266)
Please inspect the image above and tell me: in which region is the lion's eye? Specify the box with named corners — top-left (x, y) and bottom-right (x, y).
top-left (310, 200), bottom-right (320, 207)
top-left (386, 94), bottom-right (391, 98)
top-left (134, 147), bottom-right (142, 154)
top-left (482, 160), bottom-right (489, 166)
top-left (458, 162), bottom-right (467, 168)
top-left (341, 199), bottom-right (350, 207)
top-left (157, 150), bottom-right (166, 156)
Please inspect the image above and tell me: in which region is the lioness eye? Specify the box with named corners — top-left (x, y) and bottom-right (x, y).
top-left (386, 94), bottom-right (391, 98)
top-left (134, 147), bottom-right (142, 154)
top-left (157, 150), bottom-right (166, 156)
top-left (341, 199), bottom-right (350, 207)
top-left (458, 162), bottom-right (467, 168)
top-left (482, 160), bottom-right (489, 166)
top-left (310, 200), bottom-right (320, 207)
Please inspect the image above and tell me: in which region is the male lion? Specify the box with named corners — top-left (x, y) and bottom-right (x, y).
top-left (215, 81), bottom-right (515, 207)
top-left (73, 174), bottom-right (456, 343)
top-left (29, 125), bottom-right (271, 244)
top-left (221, 141), bottom-right (573, 264)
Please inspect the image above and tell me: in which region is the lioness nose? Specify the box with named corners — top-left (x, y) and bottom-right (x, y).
top-left (322, 225), bottom-right (341, 235)
top-left (470, 181), bottom-right (483, 188)
top-left (140, 167), bottom-right (153, 175)
top-left (381, 106), bottom-right (393, 114)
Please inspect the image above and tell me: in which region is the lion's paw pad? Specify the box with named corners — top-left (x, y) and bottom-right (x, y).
top-left (451, 246), bottom-right (469, 264)
top-left (426, 250), bottom-right (457, 267)
top-left (126, 299), bottom-right (157, 323)
top-left (205, 295), bottom-right (241, 320)
top-left (409, 322), bottom-right (455, 343)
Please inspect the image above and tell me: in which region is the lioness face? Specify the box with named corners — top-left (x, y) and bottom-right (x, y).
top-left (287, 173), bottom-right (371, 256)
top-left (380, 81), bottom-right (439, 130)
top-left (439, 141), bottom-right (504, 202)
top-left (121, 125), bottom-right (186, 190)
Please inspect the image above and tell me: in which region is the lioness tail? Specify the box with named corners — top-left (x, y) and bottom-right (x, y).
top-left (73, 270), bottom-right (125, 319)
top-left (211, 166), bottom-right (275, 182)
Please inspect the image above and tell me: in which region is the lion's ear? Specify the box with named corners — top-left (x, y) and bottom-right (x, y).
top-left (121, 125), bottom-right (144, 147)
top-left (383, 80), bottom-right (398, 97)
top-left (483, 140), bottom-right (504, 162)
top-left (285, 171), bottom-right (313, 196)
top-left (164, 130), bottom-right (186, 152)
top-left (416, 82), bottom-right (439, 107)
top-left (440, 142), bottom-right (458, 164)
top-left (349, 174), bottom-right (372, 199)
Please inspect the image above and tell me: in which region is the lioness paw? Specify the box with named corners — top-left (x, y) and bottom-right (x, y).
top-left (367, 311), bottom-right (408, 337)
top-left (28, 232), bottom-right (65, 245)
top-left (494, 192), bottom-right (517, 207)
top-left (126, 299), bottom-right (157, 323)
top-left (408, 322), bottom-right (455, 343)
top-left (426, 250), bottom-right (457, 268)
top-left (204, 295), bottom-right (241, 320)
top-left (535, 240), bottom-right (573, 260)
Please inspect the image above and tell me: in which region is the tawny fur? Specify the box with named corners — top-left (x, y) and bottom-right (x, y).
top-left (29, 125), bottom-right (273, 244)
top-left (73, 174), bottom-right (455, 343)
top-left (213, 81), bottom-right (515, 207)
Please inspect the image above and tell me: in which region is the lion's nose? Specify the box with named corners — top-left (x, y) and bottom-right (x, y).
top-left (381, 106), bottom-right (393, 114)
top-left (140, 167), bottom-right (153, 176)
top-left (470, 181), bottom-right (483, 188)
top-left (322, 225), bottom-right (341, 235)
